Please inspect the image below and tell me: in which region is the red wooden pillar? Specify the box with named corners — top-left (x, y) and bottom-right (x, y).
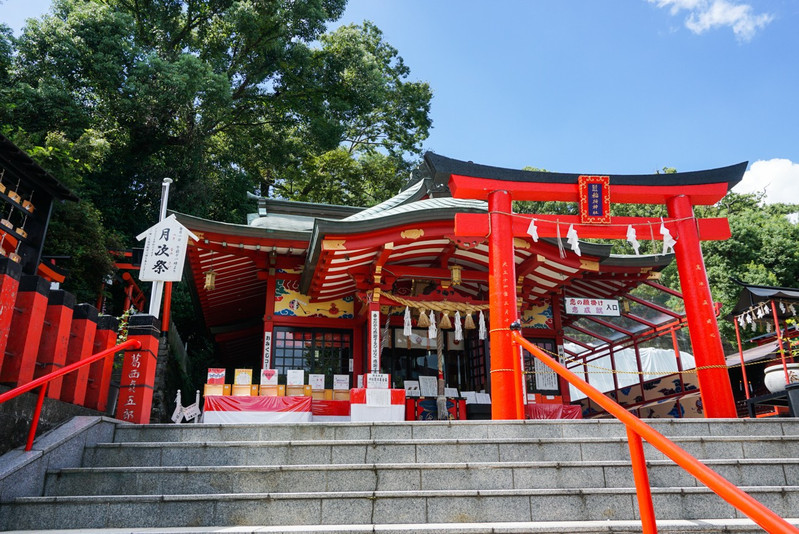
top-left (262, 269), bottom-right (277, 370)
top-left (0, 257), bottom-right (23, 372)
top-left (35, 290), bottom-right (75, 399)
top-left (60, 304), bottom-right (99, 406)
top-left (0, 276), bottom-right (50, 387)
top-left (487, 190), bottom-right (523, 419)
top-left (84, 315), bottom-right (119, 411)
top-left (116, 314), bottom-right (160, 423)
top-left (667, 194), bottom-right (736, 418)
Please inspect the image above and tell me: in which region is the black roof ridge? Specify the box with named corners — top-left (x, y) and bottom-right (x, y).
top-left (424, 152), bottom-right (747, 190)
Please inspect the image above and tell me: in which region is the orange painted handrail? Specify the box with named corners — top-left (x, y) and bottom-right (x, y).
top-left (0, 338), bottom-right (141, 451)
top-left (511, 329), bottom-right (798, 534)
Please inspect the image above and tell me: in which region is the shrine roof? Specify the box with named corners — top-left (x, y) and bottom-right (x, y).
top-left (173, 210), bottom-right (312, 242)
top-left (729, 278), bottom-right (799, 319)
top-left (0, 133), bottom-right (79, 202)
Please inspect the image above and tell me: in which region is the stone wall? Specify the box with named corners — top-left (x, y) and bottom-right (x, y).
top-left (0, 385), bottom-right (103, 454)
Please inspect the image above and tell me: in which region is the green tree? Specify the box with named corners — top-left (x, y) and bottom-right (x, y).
top-left (2, 0), bottom-right (431, 302)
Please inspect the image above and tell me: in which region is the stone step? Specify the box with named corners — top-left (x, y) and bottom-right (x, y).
top-left (81, 435), bottom-right (799, 468)
top-left (43, 458), bottom-right (799, 496)
top-left (111, 419), bottom-right (799, 444)
top-left (3, 518), bottom-right (799, 534)
top-left (4, 486), bottom-right (799, 530)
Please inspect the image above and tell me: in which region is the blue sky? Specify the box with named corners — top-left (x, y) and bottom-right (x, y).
top-left (3, 0), bottom-right (799, 202)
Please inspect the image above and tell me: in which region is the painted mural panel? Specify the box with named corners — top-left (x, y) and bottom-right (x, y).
top-left (274, 279), bottom-right (354, 319)
top-left (520, 304), bottom-right (554, 329)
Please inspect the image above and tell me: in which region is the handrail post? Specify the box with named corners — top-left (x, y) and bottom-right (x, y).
top-left (0, 339), bottom-right (141, 452)
top-left (25, 385), bottom-right (47, 451)
top-left (627, 427), bottom-right (658, 534)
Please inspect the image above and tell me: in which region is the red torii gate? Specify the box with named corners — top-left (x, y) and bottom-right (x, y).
top-left (424, 153), bottom-right (748, 420)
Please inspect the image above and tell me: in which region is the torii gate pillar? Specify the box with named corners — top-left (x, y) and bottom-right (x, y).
top-left (487, 191), bottom-right (524, 419)
top-left (667, 195), bottom-right (737, 418)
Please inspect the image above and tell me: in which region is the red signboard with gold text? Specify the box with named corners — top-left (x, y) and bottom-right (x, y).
top-left (578, 175), bottom-right (611, 224)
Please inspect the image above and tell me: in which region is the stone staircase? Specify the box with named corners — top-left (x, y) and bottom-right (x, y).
top-left (1, 418), bottom-right (799, 533)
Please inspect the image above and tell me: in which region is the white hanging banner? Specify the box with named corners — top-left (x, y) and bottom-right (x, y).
top-left (370, 310), bottom-right (381, 373)
top-left (262, 331), bottom-right (273, 369)
top-left (626, 225), bottom-right (640, 255)
top-left (136, 214), bottom-right (198, 282)
top-left (660, 219), bottom-right (677, 255)
top-left (566, 224), bottom-right (581, 256)
top-left (526, 218), bottom-right (540, 242)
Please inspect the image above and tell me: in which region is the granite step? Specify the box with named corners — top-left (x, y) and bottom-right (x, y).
top-left (43, 458), bottom-right (799, 496)
top-left (4, 486), bottom-right (799, 530)
top-left (80, 435), bottom-right (799, 468)
top-left (3, 518), bottom-right (799, 534)
top-left (110, 419), bottom-right (799, 444)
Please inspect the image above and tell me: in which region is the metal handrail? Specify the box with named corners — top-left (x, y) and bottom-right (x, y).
top-left (511, 328), bottom-right (798, 534)
top-left (0, 338), bottom-right (142, 451)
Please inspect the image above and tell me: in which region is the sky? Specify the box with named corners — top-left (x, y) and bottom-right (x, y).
top-left (2, 0), bottom-right (799, 204)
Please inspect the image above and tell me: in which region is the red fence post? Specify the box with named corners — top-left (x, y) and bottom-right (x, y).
top-left (60, 304), bottom-right (99, 406)
top-left (84, 315), bottom-right (119, 412)
top-left (116, 314), bottom-right (160, 424)
top-left (0, 275), bottom-right (50, 387)
top-left (0, 257), bottom-right (23, 372)
top-left (34, 290), bottom-right (75, 399)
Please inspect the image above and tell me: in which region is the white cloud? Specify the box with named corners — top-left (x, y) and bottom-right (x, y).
top-left (733, 159), bottom-right (799, 205)
top-left (648, 0), bottom-right (773, 41)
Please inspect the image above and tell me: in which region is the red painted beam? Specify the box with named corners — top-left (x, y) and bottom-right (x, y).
top-left (455, 213), bottom-right (731, 241)
top-left (450, 174), bottom-right (732, 205)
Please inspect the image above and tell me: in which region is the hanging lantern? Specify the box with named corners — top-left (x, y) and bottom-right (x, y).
top-left (464, 312), bottom-right (476, 330)
top-left (439, 311), bottom-right (452, 329)
top-left (450, 264), bottom-right (463, 286)
top-left (203, 269), bottom-right (217, 291)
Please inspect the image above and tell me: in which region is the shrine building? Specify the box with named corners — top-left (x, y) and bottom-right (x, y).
top-left (175, 152), bottom-right (747, 419)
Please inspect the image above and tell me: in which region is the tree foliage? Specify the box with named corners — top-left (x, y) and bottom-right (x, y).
top-left (1, 0), bottom-right (431, 305)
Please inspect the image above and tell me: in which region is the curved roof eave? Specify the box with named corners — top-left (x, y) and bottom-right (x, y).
top-left (171, 211), bottom-right (313, 243)
top-left (300, 205), bottom-right (488, 294)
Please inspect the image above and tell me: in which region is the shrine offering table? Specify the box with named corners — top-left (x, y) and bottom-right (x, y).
top-left (349, 388), bottom-right (405, 422)
top-left (203, 395), bottom-right (312, 423)
top-left (202, 396), bottom-right (354, 423)
top-left (311, 399), bottom-right (351, 422)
